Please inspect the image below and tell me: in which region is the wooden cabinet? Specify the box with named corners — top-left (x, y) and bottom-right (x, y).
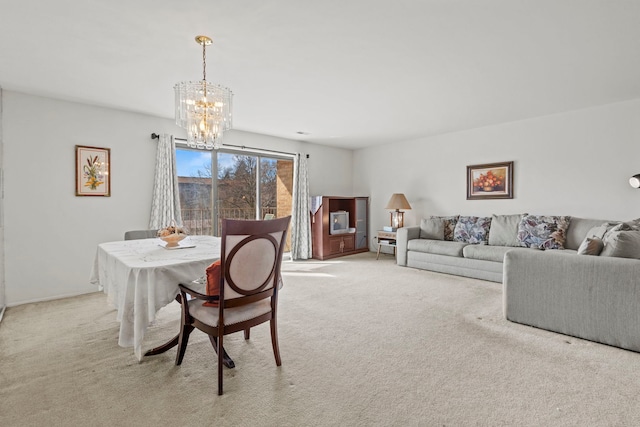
top-left (311, 196), bottom-right (368, 260)
top-left (328, 234), bottom-right (355, 255)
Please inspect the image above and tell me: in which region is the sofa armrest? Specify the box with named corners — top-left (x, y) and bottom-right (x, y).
top-left (396, 226), bottom-right (420, 266)
top-left (504, 250), bottom-right (640, 352)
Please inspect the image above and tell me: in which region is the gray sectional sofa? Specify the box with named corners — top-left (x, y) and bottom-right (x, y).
top-left (396, 214), bottom-right (640, 353)
top-left (397, 214), bottom-right (602, 283)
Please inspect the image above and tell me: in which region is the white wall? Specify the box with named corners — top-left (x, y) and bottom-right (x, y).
top-left (220, 130), bottom-right (353, 197)
top-left (14, 90), bottom-right (638, 305)
top-left (0, 88), bottom-right (4, 313)
top-left (2, 91), bottom-right (353, 306)
top-left (354, 99), bottom-right (640, 234)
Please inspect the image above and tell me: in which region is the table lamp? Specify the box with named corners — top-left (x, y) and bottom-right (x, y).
top-left (385, 193), bottom-right (411, 229)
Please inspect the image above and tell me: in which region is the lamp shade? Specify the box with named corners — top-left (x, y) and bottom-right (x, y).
top-left (630, 174), bottom-right (640, 189)
top-left (385, 193), bottom-right (411, 210)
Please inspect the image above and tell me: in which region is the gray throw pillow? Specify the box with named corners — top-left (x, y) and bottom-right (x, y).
top-left (431, 215), bottom-right (459, 241)
top-left (623, 218), bottom-right (640, 231)
top-left (420, 218), bottom-right (445, 240)
top-left (488, 213), bottom-right (525, 247)
top-left (623, 218), bottom-right (640, 230)
top-left (600, 230), bottom-right (640, 259)
top-left (577, 237), bottom-right (604, 256)
top-left (583, 224), bottom-right (610, 240)
top-left (601, 222), bottom-right (633, 245)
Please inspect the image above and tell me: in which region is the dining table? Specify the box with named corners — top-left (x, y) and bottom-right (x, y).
top-left (90, 235), bottom-right (221, 361)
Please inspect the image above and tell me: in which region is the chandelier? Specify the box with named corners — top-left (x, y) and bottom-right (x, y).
top-left (174, 35), bottom-right (233, 150)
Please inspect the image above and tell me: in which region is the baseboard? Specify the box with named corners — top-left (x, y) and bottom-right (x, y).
top-left (6, 290), bottom-right (100, 308)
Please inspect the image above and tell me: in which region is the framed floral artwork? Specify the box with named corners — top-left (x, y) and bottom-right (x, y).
top-left (75, 145), bottom-right (110, 196)
top-left (467, 161), bottom-right (513, 200)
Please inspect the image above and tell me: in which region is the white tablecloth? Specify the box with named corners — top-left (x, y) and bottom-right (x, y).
top-left (90, 235), bottom-right (221, 360)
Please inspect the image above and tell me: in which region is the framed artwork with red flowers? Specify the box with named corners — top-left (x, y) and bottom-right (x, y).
top-left (75, 145), bottom-right (111, 196)
top-left (467, 161), bottom-right (513, 200)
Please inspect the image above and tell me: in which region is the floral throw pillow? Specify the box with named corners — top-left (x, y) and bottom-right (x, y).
top-left (431, 215), bottom-right (459, 241)
top-left (453, 216), bottom-right (492, 244)
top-left (517, 215), bottom-right (571, 249)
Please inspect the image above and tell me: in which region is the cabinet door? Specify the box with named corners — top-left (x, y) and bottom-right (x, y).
top-left (355, 197), bottom-right (368, 249)
top-left (343, 234), bottom-right (355, 252)
top-left (328, 237), bottom-right (344, 254)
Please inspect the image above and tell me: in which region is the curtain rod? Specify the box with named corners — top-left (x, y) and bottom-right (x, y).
top-left (150, 133), bottom-right (308, 158)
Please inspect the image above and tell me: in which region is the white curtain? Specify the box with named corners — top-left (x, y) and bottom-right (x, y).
top-left (149, 134), bottom-right (183, 229)
top-left (291, 153), bottom-right (312, 260)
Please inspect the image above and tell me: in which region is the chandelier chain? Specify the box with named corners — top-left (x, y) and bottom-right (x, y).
top-left (202, 41), bottom-right (207, 81)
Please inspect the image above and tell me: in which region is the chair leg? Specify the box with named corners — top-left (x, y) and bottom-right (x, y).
top-left (208, 336), bottom-right (235, 369)
top-left (244, 328), bottom-right (250, 340)
top-left (217, 334), bottom-right (224, 395)
top-left (175, 324), bottom-right (194, 366)
top-left (270, 317), bottom-right (281, 366)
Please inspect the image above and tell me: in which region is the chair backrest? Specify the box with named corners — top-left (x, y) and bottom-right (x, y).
top-left (219, 216), bottom-right (291, 306)
top-left (124, 229), bottom-right (159, 240)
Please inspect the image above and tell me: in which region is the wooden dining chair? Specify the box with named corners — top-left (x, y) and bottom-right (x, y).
top-left (175, 216), bottom-right (291, 395)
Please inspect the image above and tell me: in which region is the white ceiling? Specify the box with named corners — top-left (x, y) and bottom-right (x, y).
top-left (1, 0), bottom-right (639, 149)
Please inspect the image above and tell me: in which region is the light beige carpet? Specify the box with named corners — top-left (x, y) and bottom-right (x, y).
top-left (1, 252), bottom-right (639, 426)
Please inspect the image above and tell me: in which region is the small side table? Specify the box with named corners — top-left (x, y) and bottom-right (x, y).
top-left (376, 230), bottom-right (397, 260)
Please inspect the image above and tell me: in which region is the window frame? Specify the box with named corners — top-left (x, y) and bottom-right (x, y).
top-left (175, 142), bottom-right (294, 236)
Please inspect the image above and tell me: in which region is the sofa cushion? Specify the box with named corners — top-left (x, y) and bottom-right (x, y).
top-left (564, 217), bottom-right (616, 250)
top-left (488, 213), bottom-right (525, 247)
top-left (420, 218), bottom-right (445, 240)
top-left (431, 215), bottom-right (459, 241)
top-left (453, 216), bottom-right (492, 244)
top-left (600, 230), bottom-right (640, 259)
top-left (407, 239), bottom-right (468, 257)
top-left (463, 245), bottom-right (532, 263)
top-left (517, 215), bottom-right (571, 250)
top-left (577, 237), bottom-right (604, 256)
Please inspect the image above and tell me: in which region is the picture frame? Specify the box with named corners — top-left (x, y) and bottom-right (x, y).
top-left (75, 145), bottom-right (110, 197)
top-left (467, 161), bottom-right (513, 200)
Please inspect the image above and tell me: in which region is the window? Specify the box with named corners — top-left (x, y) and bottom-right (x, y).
top-left (176, 147), bottom-right (293, 249)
